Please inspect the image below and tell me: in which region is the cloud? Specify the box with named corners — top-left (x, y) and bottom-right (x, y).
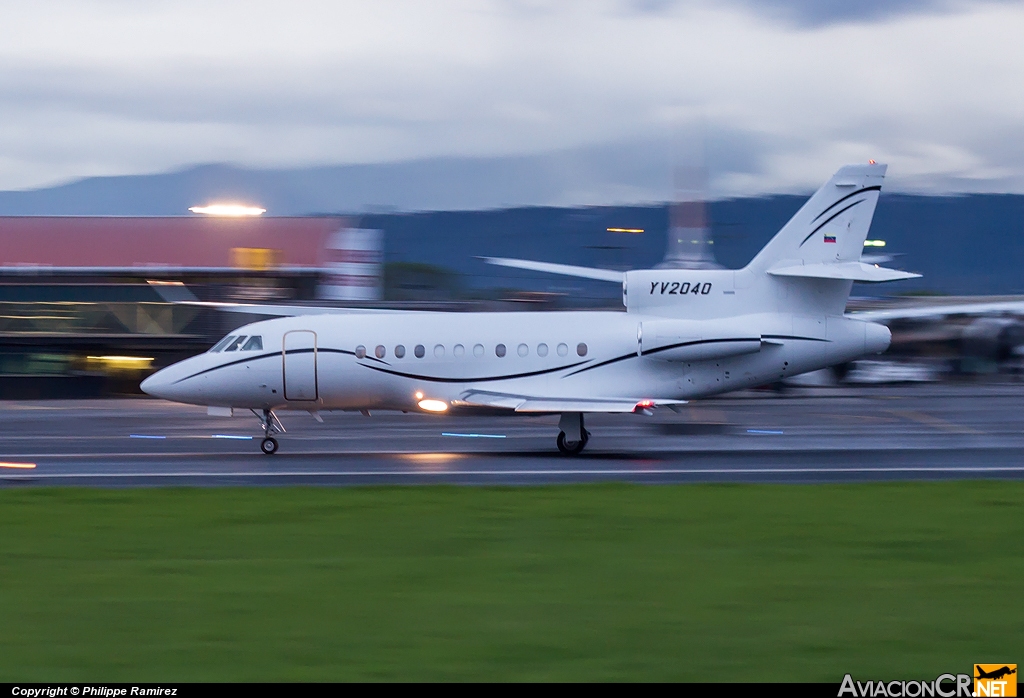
top-left (631, 0), bottom-right (1010, 27)
top-left (0, 0), bottom-right (1022, 201)
top-left (729, 0), bottom-right (1009, 27)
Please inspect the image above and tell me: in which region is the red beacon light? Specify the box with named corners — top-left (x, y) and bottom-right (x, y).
top-left (634, 399), bottom-right (655, 414)
top-left (869, 159), bottom-right (876, 165)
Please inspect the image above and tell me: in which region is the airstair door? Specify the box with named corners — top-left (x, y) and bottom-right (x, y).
top-left (283, 330), bottom-right (318, 401)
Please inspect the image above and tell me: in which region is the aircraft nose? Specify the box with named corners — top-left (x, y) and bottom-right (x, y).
top-left (140, 367), bottom-right (173, 400)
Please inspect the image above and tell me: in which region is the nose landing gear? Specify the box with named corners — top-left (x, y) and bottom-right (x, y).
top-left (557, 412), bottom-right (590, 456)
top-left (252, 408), bottom-right (285, 455)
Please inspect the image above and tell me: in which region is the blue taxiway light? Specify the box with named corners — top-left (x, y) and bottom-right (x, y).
top-left (130, 434), bottom-right (166, 439)
top-left (212, 434), bottom-right (254, 440)
top-left (747, 429), bottom-right (784, 435)
top-left (442, 432), bottom-right (507, 439)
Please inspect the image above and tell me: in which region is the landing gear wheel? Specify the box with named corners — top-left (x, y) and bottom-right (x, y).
top-left (260, 437), bottom-right (279, 455)
top-left (556, 430), bottom-right (589, 456)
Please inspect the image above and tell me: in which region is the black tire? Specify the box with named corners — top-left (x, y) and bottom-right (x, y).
top-left (260, 437), bottom-right (279, 455)
top-left (556, 431), bottom-right (587, 456)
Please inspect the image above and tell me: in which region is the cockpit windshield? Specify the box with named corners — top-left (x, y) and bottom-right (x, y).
top-left (223, 336), bottom-right (247, 352)
top-left (209, 334), bottom-right (264, 353)
top-left (209, 335), bottom-right (236, 353)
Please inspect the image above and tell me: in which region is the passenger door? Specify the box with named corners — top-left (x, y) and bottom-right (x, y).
top-left (283, 330), bottom-right (318, 401)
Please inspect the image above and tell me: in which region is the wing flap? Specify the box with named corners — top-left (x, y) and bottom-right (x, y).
top-left (457, 390), bottom-right (685, 413)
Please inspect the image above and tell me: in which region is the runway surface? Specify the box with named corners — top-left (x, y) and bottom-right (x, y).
top-left (1, 383), bottom-right (1023, 486)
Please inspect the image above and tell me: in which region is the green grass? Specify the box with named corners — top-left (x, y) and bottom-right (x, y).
top-left (0, 483), bottom-right (1021, 681)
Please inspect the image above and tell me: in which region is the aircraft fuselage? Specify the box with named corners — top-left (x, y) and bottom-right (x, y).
top-left (141, 310), bottom-right (890, 413)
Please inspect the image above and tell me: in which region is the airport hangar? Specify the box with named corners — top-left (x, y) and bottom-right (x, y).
top-left (0, 215), bottom-right (362, 398)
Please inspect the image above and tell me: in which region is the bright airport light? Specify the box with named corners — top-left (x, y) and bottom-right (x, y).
top-left (864, 240), bottom-right (886, 247)
top-left (417, 399), bottom-right (449, 412)
top-left (189, 204), bottom-right (266, 216)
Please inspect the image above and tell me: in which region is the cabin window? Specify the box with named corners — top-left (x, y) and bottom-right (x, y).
top-left (414, 344), bottom-right (425, 358)
top-left (224, 336), bottom-right (247, 352)
top-left (556, 343), bottom-right (568, 357)
top-left (375, 345), bottom-right (386, 359)
top-left (395, 344), bottom-right (406, 358)
top-left (434, 344), bottom-right (445, 358)
top-left (473, 344), bottom-right (484, 357)
top-left (242, 336), bottom-right (263, 351)
top-left (577, 343), bottom-right (588, 357)
top-left (537, 343), bottom-right (548, 357)
top-left (517, 343), bottom-right (529, 357)
top-left (209, 335), bottom-right (236, 353)
top-left (453, 344), bottom-right (465, 357)
top-left (495, 343), bottom-right (506, 357)
top-left (355, 345), bottom-right (366, 359)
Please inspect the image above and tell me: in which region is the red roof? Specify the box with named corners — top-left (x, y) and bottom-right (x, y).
top-left (0, 216), bottom-right (346, 267)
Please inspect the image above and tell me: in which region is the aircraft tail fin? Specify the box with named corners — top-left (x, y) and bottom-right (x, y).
top-left (747, 163), bottom-right (887, 274)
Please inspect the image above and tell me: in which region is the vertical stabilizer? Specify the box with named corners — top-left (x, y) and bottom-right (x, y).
top-left (747, 163), bottom-right (886, 273)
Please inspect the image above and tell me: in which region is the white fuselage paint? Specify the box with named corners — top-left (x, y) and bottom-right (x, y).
top-left (141, 305), bottom-right (890, 413)
top-left (141, 163), bottom-right (899, 419)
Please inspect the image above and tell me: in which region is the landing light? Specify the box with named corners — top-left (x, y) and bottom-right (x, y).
top-left (189, 204), bottom-right (266, 217)
top-left (418, 399), bottom-right (449, 412)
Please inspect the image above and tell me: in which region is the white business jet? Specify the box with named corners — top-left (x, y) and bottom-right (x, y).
top-left (141, 163), bottom-right (918, 455)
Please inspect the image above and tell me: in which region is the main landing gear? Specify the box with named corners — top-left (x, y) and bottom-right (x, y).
top-left (253, 408), bottom-right (285, 455)
top-left (557, 412), bottom-right (590, 456)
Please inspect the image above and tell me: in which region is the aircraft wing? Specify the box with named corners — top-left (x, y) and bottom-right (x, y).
top-left (147, 281), bottom-right (403, 315)
top-left (456, 390), bottom-right (686, 413)
top-left (850, 300), bottom-right (1024, 322)
top-left (480, 257), bottom-right (625, 283)
top-left (178, 301), bottom-right (403, 316)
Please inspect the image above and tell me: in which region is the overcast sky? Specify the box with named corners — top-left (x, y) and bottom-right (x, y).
top-left (1, 0), bottom-right (1022, 199)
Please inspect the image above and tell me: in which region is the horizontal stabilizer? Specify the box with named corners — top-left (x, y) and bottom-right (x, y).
top-left (768, 262), bottom-right (921, 283)
top-left (481, 257), bottom-right (624, 283)
top-left (457, 390), bottom-right (685, 414)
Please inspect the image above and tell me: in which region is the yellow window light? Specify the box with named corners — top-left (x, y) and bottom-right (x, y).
top-left (189, 204), bottom-right (266, 216)
top-left (231, 247), bottom-right (282, 271)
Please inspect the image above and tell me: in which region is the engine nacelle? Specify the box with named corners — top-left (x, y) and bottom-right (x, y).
top-left (639, 319), bottom-right (761, 362)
